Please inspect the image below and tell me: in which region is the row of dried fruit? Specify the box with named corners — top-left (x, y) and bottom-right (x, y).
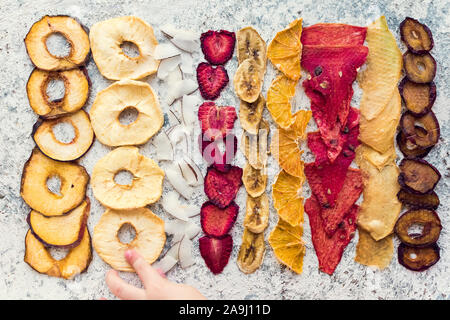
top-left (22, 16), bottom-right (94, 279)
top-left (394, 18), bottom-right (442, 271)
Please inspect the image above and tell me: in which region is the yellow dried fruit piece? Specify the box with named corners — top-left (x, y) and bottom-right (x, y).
top-left (237, 228), bottom-right (266, 274)
top-left (242, 163), bottom-right (267, 198)
top-left (234, 58), bottom-right (263, 103)
top-left (355, 144), bottom-right (397, 172)
top-left (267, 19), bottom-right (303, 80)
top-left (355, 228), bottom-right (393, 270)
top-left (237, 26), bottom-right (267, 70)
top-left (241, 119), bottom-right (269, 169)
top-left (268, 218), bottom-right (305, 274)
top-left (244, 193), bottom-right (270, 233)
top-left (239, 94), bottom-right (266, 135)
top-left (272, 170), bottom-right (305, 226)
top-left (267, 75), bottom-right (297, 129)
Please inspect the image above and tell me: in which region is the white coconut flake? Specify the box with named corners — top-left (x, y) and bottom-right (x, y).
top-left (179, 157), bottom-right (204, 187)
top-left (180, 52), bottom-right (194, 74)
top-left (178, 236), bottom-right (196, 269)
top-left (166, 219), bottom-right (201, 243)
top-left (157, 55), bottom-right (181, 80)
top-left (152, 131), bottom-right (173, 161)
top-left (165, 66), bottom-right (183, 85)
top-left (181, 94), bottom-right (201, 127)
top-left (161, 191), bottom-right (189, 221)
top-left (167, 79), bottom-right (198, 105)
top-left (166, 242), bottom-right (181, 260)
top-left (165, 164), bottom-right (194, 199)
top-left (154, 42), bottom-right (182, 59)
top-left (152, 255), bottom-right (177, 273)
top-left (171, 36), bottom-right (199, 53)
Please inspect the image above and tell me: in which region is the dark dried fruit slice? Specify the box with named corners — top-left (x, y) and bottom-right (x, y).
top-left (400, 111), bottom-right (440, 148)
top-left (395, 209), bottom-right (442, 247)
top-left (400, 18), bottom-right (434, 54)
top-left (399, 77), bottom-right (436, 116)
top-left (25, 15), bottom-right (90, 71)
top-left (200, 30), bottom-right (236, 65)
top-left (301, 23), bottom-right (367, 46)
top-left (200, 201), bottom-right (239, 237)
top-left (403, 51), bottom-right (436, 83)
top-left (32, 110), bottom-right (94, 161)
top-left (398, 243), bottom-right (440, 272)
top-left (27, 199), bottom-right (90, 248)
top-left (204, 166), bottom-right (242, 209)
top-left (397, 189), bottom-right (440, 210)
top-left (27, 67), bottom-right (90, 118)
top-left (198, 102), bottom-right (236, 141)
top-left (396, 128), bottom-right (432, 158)
top-left (24, 228), bottom-right (92, 279)
top-left (199, 134), bottom-right (237, 172)
top-left (237, 228), bottom-right (265, 274)
top-left (196, 62), bottom-right (229, 100)
top-left (305, 195), bottom-right (358, 275)
top-left (398, 158), bottom-right (441, 194)
top-left (199, 234), bottom-right (233, 274)
top-left (21, 148), bottom-right (89, 216)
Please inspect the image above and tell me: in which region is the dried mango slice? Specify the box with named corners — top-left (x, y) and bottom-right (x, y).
top-left (358, 16), bottom-right (402, 121)
top-left (355, 144), bottom-right (397, 172)
top-left (271, 110), bottom-right (312, 177)
top-left (267, 75), bottom-right (297, 129)
top-left (268, 218), bottom-right (305, 274)
top-left (272, 170), bottom-right (305, 226)
top-left (267, 19), bottom-right (302, 80)
top-left (355, 228), bottom-right (393, 270)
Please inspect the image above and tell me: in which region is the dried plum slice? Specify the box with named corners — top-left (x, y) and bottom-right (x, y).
top-left (397, 189), bottom-right (440, 210)
top-left (398, 77), bottom-right (436, 116)
top-left (400, 111), bottom-right (440, 148)
top-left (394, 209), bottom-right (441, 247)
top-left (403, 51), bottom-right (436, 83)
top-left (396, 127), bottom-right (432, 158)
top-left (400, 18), bottom-right (434, 54)
top-left (398, 243), bottom-right (440, 272)
top-left (398, 158), bottom-right (441, 194)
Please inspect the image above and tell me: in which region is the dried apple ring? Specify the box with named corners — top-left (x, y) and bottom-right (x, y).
top-left (398, 243), bottom-right (440, 272)
top-left (26, 68), bottom-right (90, 118)
top-left (403, 51), bottom-right (436, 83)
top-left (89, 16), bottom-right (159, 80)
top-left (93, 207), bottom-right (165, 272)
top-left (399, 78), bottom-right (436, 116)
top-left (400, 111), bottom-right (440, 148)
top-left (32, 110), bottom-right (94, 161)
top-left (395, 209), bottom-right (442, 247)
top-left (90, 80), bottom-right (163, 147)
top-left (398, 158), bottom-right (441, 194)
top-left (400, 17), bottom-right (434, 54)
top-left (25, 16), bottom-right (90, 71)
top-left (91, 146), bottom-right (164, 210)
top-left (20, 149), bottom-right (89, 216)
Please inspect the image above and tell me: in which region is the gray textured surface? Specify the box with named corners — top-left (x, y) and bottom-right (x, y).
top-left (0, 0), bottom-right (449, 300)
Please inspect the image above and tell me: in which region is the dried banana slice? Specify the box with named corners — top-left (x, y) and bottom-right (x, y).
top-left (239, 94), bottom-right (266, 135)
top-left (237, 27), bottom-right (267, 70)
top-left (234, 58), bottom-right (263, 103)
top-left (237, 228), bottom-right (266, 274)
top-left (244, 193), bottom-right (270, 233)
top-left (241, 119), bottom-right (269, 169)
top-left (242, 163), bottom-right (268, 198)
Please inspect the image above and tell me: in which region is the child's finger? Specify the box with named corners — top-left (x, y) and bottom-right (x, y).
top-left (105, 270), bottom-right (146, 300)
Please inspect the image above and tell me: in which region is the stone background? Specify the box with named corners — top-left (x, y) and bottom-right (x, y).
top-left (0, 0), bottom-right (449, 300)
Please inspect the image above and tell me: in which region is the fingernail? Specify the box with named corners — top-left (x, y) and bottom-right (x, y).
top-left (124, 249), bottom-right (133, 261)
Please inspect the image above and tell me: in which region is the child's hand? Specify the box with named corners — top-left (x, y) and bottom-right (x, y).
top-left (105, 249), bottom-right (206, 300)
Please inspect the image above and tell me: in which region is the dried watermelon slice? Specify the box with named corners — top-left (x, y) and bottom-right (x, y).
top-left (305, 195), bottom-right (358, 275)
top-left (301, 23), bottom-right (367, 46)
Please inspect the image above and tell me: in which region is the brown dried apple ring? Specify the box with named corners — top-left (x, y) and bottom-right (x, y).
top-left (32, 110), bottom-right (94, 161)
top-left (394, 209), bottom-right (442, 247)
top-left (25, 16), bottom-right (90, 71)
top-left (398, 77), bottom-right (436, 116)
top-left (397, 189), bottom-right (440, 210)
top-left (93, 207), bottom-right (165, 272)
top-left (400, 17), bottom-right (434, 54)
top-left (396, 127), bottom-right (432, 158)
top-left (24, 227), bottom-right (92, 279)
top-left (20, 148), bottom-right (89, 216)
top-left (398, 243), bottom-right (440, 272)
top-left (398, 158), bottom-right (441, 194)
top-left (400, 111), bottom-right (440, 148)
top-left (27, 68), bottom-right (90, 118)
top-left (27, 199), bottom-right (90, 248)
top-left (403, 51), bottom-right (436, 83)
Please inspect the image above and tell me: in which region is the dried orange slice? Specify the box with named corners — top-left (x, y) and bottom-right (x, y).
top-left (267, 19), bottom-right (303, 80)
top-left (267, 75), bottom-right (297, 129)
top-left (271, 110), bottom-right (311, 177)
top-left (272, 170), bottom-right (305, 226)
top-left (268, 218), bottom-right (305, 274)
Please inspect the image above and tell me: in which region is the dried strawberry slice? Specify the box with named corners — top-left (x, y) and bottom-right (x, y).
top-left (301, 24), bottom-right (367, 46)
top-left (199, 234), bottom-right (233, 274)
top-left (199, 134), bottom-right (237, 172)
top-left (200, 201), bottom-right (239, 237)
top-left (305, 195), bottom-right (358, 275)
top-left (198, 102), bottom-right (236, 141)
top-left (204, 166), bottom-right (242, 208)
top-left (200, 30), bottom-right (236, 65)
top-left (196, 62), bottom-right (229, 100)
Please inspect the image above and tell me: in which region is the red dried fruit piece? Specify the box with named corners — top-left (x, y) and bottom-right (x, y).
top-left (204, 166), bottom-right (242, 208)
top-left (396, 128), bottom-right (432, 158)
top-left (301, 23), bottom-right (367, 46)
top-left (400, 111), bottom-right (440, 149)
top-left (200, 201), bottom-right (239, 237)
top-left (305, 195), bottom-right (358, 275)
top-left (398, 243), bottom-right (440, 272)
top-left (198, 102), bottom-right (237, 141)
top-left (403, 51), bottom-right (436, 84)
top-left (398, 158), bottom-right (441, 194)
top-left (200, 30), bottom-right (236, 65)
top-left (397, 189), bottom-right (440, 210)
top-left (394, 209), bottom-right (442, 247)
top-left (199, 134), bottom-right (237, 172)
top-left (398, 77), bottom-right (436, 116)
top-left (197, 62), bottom-right (229, 100)
top-left (400, 17), bottom-right (434, 54)
top-left (199, 234), bottom-right (233, 274)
